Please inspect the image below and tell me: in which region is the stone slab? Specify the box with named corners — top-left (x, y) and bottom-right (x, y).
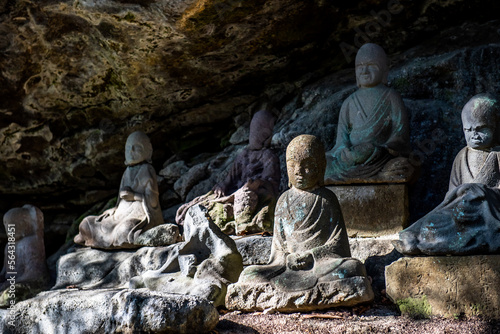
top-left (1, 288), bottom-right (218, 334)
top-left (233, 235), bottom-right (272, 266)
top-left (327, 184), bottom-right (408, 237)
top-left (386, 256), bottom-right (500, 319)
top-left (226, 277), bottom-right (374, 313)
top-left (350, 236), bottom-right (402, 297)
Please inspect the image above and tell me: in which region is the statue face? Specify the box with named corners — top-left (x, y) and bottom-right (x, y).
top-left (355, 61), bottom-right (384, 88)
top-left (287, 156), bottom-right (319, 190)
top-left (462, 113), bottom-right (495, 150)
top-left (125, 141), bottom-right (145, 165)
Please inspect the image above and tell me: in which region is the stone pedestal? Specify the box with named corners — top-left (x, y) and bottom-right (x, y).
top-left (226, 276), bottom-right (374, 313)
top-left (327, 184), bottom-right (408, 237)
top-left (386, 256), bottom-right (500, 319)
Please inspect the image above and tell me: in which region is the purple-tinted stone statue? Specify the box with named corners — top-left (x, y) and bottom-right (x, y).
top-left (176, 109), bottom-right (280, 235)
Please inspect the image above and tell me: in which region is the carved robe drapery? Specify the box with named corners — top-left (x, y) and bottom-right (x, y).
top-left (326, 85), bottom-right (410, 180)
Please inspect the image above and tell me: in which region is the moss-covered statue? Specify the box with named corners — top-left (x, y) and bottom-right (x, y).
top-left (176, 109), bottom-right (280, 235)
top-left (395, 94), bottom-right (500, 255)
top-left (74, 131), bottom-right (164, 249)
top-left (226, 135), bottom-right (373, 312)
top-left (325, 43), bottom-right (412, 183)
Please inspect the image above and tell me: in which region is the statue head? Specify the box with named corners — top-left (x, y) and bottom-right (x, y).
top-left (248, 109), bottom-right (275, 150)
top-left (3, 205), bottom-right (43, 240)
top-left (125, 131), bottom-right (153, 166)
top-left (461, 93), bottom-right (500, 150)
top-left (355, 43), bottom-right (389, 88)
top-left (286, 135), bottom-right (326, 190)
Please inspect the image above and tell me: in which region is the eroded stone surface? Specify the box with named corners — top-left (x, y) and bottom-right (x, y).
top-left (328, 184), bottom-right (408, 237)
top-left (56, 206), bottom-right (242, 307)
top-left (226, 277), bottom-right (374, 312)
top-left (1, 288), bottom-right (218, 334)
top-left (386, 256), bottom-right (500, 319)
top-left (134, 223), bottom-right (180, 247)
top-left (234, 235), bottom-right (272, 266)
top-left (130, 205), bottom-right (243, 307)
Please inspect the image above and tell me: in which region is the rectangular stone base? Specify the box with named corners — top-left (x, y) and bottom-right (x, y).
top-left (386, 256), bottom-right (500, 319)
top-left (327, 184), bottom-right (408, 237)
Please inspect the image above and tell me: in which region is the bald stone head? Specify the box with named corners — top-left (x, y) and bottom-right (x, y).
top-left (462, 93), bottom-right (500, 150)
top-left (286, 135), bottom-right (326, 190)
top-left (125, 131), bottom-right (153, 166)
top-left (248, 109), bottom-right (275, 150)
top-left (355, 43), bottom-right (389, 88)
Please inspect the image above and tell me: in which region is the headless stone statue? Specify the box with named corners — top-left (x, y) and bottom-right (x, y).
top-left (74, 131), bottom-right (164, 249)
top-left (129, 205), bottom-right (243, 307)
top-left (226, 135), bottom-right (373, 312)
top-left (176, 109), bottom-right (280, 235)
top-left (0, 205), bottom-right (49, 306)
top-left (325, 43), bottom-right (412, 183)
top-left (395, 94), bottom-right (500, 255)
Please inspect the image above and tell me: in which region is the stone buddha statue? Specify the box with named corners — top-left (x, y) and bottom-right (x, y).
top-left (325, 43), bottom-right (412, 183)
top-left (176, 109), bottom-right (280, 235)
top-left (74, 131), bottom-right (164, 249)
top-left (0, 205), bottom-right (49, 294)
top-left (395, 94), bottom-right (500, 255)
top-left (226, 135), bottom-right (373, 312)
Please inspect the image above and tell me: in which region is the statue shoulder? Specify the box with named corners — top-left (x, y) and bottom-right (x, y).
top-left (135, 163), bottom-right (157, 179)
top-left (314, 187), bottom-right (341, 206)
top-left (386, 86), bottom-right (404, 100)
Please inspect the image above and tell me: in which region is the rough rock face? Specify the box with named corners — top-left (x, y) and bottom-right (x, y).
top-left (0, 288), bottom-right (219, 334)
top-left (1, 0), bottom-right (500, 248)
top-left (386, 256), bottom-right (500, 319)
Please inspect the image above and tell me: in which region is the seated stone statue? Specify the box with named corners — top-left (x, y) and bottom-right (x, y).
top-left (0, 205), bottom-right (49, 305)
top-left (395, 94), bottom-right (500, 255)
top-left (176, 109), bottom-right (280, 235)
top-left (226, 135), bottom-right (373, 312)
top-left (74, 131), bottom-right (164, 249)
top-left (325, 43), bottom-right (412, 183)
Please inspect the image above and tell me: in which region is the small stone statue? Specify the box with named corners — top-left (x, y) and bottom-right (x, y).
top-left (325, 43), bottom-right (412, 183)
top-left (74, 131), bottom-right (164, 249)
top-left (226, 135), bottom-right (373, 312)
top-left (0, 205), bottom-right (49, 304)
top-left (176, 109), bottom-right (281, 235)
top-left (395, 94), bottom-right (500, 255)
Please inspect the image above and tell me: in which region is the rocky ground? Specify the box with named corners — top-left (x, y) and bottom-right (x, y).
top-left (215, 305), bottom-right (500, 334)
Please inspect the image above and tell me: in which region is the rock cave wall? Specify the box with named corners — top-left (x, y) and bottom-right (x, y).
top-left (1, 0), bottom-right (500, 254)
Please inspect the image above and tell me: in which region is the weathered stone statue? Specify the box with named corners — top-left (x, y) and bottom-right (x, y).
top-left (129, 205), bottom-right (243, 307)
top-left (0, 205), bottom-right (49, 306)
top-left (74, 131), bottom-right (164, 249)
top-left (325, 43), bottom-right (412, 183)
top-left (176, 109), bottom-right (280, 235)
top-left (395, 94), bottom-right (500, 255)
top-left (226, 135), bottom-right (373, 312)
